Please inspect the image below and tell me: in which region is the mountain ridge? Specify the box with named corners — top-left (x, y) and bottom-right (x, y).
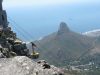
top-left (33, 22), bottom-right (94, 66)
top-left (83, 29), bottom-right (100, 37)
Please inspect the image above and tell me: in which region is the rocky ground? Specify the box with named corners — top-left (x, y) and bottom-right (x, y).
top-left (0, 56), bottom-right (64, 75)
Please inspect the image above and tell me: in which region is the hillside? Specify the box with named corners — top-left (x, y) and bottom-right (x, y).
top-left (34, 22), bottom-right (94, 66)
top-left (83, 30), bottom-right (100, 55)
top-left (83, 29), bottom-right (100, 37)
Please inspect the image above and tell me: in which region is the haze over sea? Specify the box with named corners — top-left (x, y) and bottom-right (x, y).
top-left (3, 0), bottom-right (100, 41)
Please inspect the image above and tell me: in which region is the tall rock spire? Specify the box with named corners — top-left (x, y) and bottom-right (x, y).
top-left (0, 0), bottom-right (8, 28)
top-left (0, 0), bottom-right (3, 10)
top-left (57, 22), bottom-right (70, 35)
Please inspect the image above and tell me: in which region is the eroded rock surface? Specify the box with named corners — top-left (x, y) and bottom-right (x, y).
top-left (0, 56), bottom-right (64, 75)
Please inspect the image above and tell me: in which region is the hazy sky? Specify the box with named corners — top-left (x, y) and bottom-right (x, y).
top-left (3, 0), bottom-right (100, 8)
top-left (2, 0), bottom-right (100, 41)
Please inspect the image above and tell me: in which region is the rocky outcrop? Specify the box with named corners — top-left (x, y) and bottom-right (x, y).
top-left (0, 56), bottom-right (64, 75)
top-left (0, 0), bottom-right (30, 58)
top-left (57, 22), bottom-right (70, 35)
top-left (0, 27), bottom-right (30, 58)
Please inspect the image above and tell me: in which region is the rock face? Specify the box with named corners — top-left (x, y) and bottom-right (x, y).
top-left (0, 0), bottom-right (31, 58)
top-left (0, 26), bottom-right (30, 58)
top-left (57, 22), bottom-right (70, 35)
top-left (0, 0), bottom-right (8, 28)
top-left (0, 56), bottom-right (64, 75)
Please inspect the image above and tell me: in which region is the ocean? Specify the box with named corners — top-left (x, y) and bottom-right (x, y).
top-left (4, 3), bottom-right (100, 41)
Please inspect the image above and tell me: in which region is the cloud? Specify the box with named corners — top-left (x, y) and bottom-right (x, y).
top-left (3, 0), bottom-right (100, 8)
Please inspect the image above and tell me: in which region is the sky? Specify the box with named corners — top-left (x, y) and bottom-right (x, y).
top-left (2, 0), bottom-right (100, 41)
top-left (3, 0), bottom-right (100, 8)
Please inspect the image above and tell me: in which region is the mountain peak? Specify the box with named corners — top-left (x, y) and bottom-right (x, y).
top-left (57, 22), bottom-right (70, 35)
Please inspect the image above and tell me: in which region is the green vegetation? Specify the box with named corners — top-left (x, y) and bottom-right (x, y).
top-left (64, 70), bottom-right (100, 75)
